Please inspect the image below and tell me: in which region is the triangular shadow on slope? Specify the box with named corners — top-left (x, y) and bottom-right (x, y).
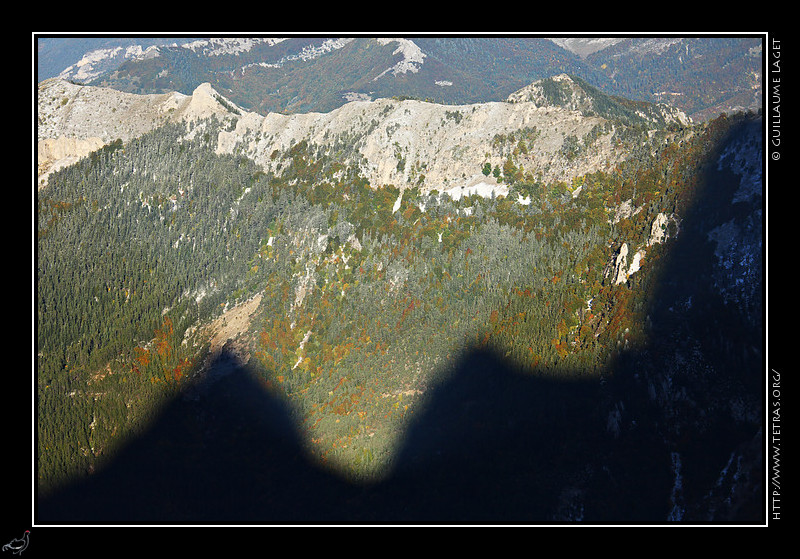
top-left (365, 347), bottom-right (676, 524)
top-left (36, 348), bottom-right (355, 525)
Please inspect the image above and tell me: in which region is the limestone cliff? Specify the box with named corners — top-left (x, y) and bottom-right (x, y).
top-left (36, 79), bottom-right (240, 189)
top-left (37, 76), bottom-right (687, 195)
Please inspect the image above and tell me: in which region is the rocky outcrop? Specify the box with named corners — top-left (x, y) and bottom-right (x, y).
top-left (612, 243), bottom-right (630, 285)
top-left (612, 242), bottom-right (646, 286)
top-left (36, 79), bottom-right (239, 189)
top-left (611, 212), bottom-right (680, 286)
top-left (648, 212), bottom-right (680, 246)
top-left (37, 136), bottom-right (105, 189)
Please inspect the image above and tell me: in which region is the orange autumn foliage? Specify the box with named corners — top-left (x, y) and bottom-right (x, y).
top-left (154, 317), bottom-right (174, 358)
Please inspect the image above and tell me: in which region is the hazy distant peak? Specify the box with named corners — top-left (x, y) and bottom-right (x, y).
top-left (549, 38), bottom-right (626, 58)
top-left (56, 44), bottom-right (159, 83)
top-left (181, 37), bottom-right (288, 56)
top-left (374, 38), bottom-right (426, 78)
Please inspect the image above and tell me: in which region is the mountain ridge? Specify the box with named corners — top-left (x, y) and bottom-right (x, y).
top-left (37, 74), bottom-right (689, 193)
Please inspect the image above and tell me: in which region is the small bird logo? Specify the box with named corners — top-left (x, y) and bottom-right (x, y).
top-left (2, 531), bottom-right (29, 555)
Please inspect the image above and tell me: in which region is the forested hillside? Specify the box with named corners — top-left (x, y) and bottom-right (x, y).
top-left (587, 37), bottom-right (763, 121)
top-left (36, 105), bottom-right (763, 522)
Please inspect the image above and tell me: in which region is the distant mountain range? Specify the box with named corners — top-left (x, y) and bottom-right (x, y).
top-left (36, 35), bottom-right (763, 121)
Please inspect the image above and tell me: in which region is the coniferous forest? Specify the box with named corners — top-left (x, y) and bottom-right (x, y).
top-left (35, 107), bottom-right (764, 524)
